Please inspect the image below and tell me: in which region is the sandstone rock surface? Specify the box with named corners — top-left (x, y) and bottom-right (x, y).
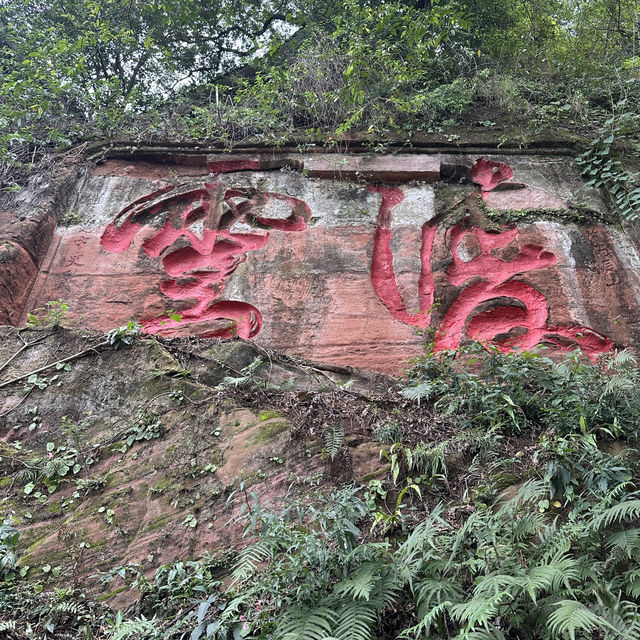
top-left (1, 150), bottom-right (638, 372)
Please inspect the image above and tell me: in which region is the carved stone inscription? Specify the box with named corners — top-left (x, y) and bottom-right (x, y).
top-left (99, 164), bottom-right (613, 357)
top-left (101, 182), bottom-right (311, 338)
top-left (369, 184), bottom-right (612, 357)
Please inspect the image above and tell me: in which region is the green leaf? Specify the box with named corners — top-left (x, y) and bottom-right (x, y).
top-left (548, 601), bottom-right (609, 640)
top-left (278, 604), bottom-right (337, 640)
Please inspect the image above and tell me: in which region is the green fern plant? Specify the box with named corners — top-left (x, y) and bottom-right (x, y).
top-left (107, 614), bottom-right (160, 640)
top-left (0, 518), bottom-right (19, 580)
top-left (217, 357), bottom-right (264, 389)
top-left (231, 539), bottom-right (274, 585)
top-left (322, 423), bottom-right (345, 462)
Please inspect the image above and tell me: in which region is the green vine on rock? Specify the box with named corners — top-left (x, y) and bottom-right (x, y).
top-left (577, 109), bottom-right (640, 222)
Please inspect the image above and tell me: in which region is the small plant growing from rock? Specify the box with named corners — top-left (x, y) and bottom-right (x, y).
top-left (25, 299), bottom-right (71, 328)
top-left (107, 318), bottom-right (142, 349)
top-left (0, 518), bottom-right (19, 581)
top-left (123, 410), bottom-right (163, 449)
top-left (61, 412), bottom-right (93, 462)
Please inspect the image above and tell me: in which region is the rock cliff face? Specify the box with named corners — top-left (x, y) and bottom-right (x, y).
top-left (2, 145), bottom-right (640, 606)
top-left (0, 327), bottom-right (391, 602)
top-left (3, 148), bottom-right (640, 372)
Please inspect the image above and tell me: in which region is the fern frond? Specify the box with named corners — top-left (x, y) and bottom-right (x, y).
top-left (591, 500), bottom-right (640, 531)
top-left (332, 599), bottom-right (378, 640)
top-left (473, 573), bottom-right (521, 599)
top-left (594, 592), bottom-right (640, 640)
top-left (522, 552), bottom-right (579, 603)
top-left (603, 349), bottom-right (639, 396)
top-left (547, 600), bottom-right (615, 640)
top-left (607, 528), bottom-right (640, 557)
top-left (277, 604), bottom-right (337, 640)
top-left (512, 511), bottom-right (547, 541)
top-left (618, 601), bottom-right (640, 640)
top-left (231, 538), bottom-right (273, 585)
top-left (323, 423), bottom-right (344, 462)
top-left (453, 427), bottom-right (503, 456)
top-left (15, 468), bottom-right (40, 485)
top-left (445, 511), bottom-right (488, 572)
top-left (399, 601), bottom-right (453, 640)
top-left (51, 600), bottom-right (87, 616)
top-left (333, 562), bottom-right (380, 601)
top-left (625, 570), bottom-right (640, 598)
top-left (410, 441), bottom-right (448, 478)
top-left (450, 592), bottom-right (508, 630)
top-left (219, 357), bottom-right (264, 388)
top-left (496, 479), bottom-right (547, 516)
top-left (343, 542), bottom-right (392, 566)
top-left (334, 563), bottom-right (402, 610)
top-left (370, 568), bottom-right (404, 609)
top-left (108, 616), bottom-right (159, 640)
top-left (601, 350), bottom-right (639, 397)
top-left (602, 375), bottom-right (637, 397)
top-left (536, 519), bottom-right (583, 564)
top-left (402, 381), bottom-right (439, 403)
top-left (608, 349), bottom-right (637, 369)
top-left (463, 627), bottom-right (507, 640)
top-left (415, 578), bottom-right (462, 614)
top-left (396, 506), bottom-right (448, 581)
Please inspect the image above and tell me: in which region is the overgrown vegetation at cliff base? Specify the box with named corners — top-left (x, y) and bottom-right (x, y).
top-left (1, 344), bottom-right (639, 640)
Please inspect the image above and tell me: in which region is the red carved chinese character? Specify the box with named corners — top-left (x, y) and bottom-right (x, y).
top-left (369, 179), bottom-right (612, 358)
top-left (101, 182), bottom-right (311, 338)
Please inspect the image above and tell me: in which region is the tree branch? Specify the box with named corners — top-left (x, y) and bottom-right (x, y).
top-left (0, 335), bottom-right (47, 374)
top-left (0, 341), bottom-right (109, 390)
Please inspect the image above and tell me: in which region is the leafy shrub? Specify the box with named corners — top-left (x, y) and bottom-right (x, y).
top-left (25, 299), bottom-right (71, 328)
top-left (403, 344), bottom-right (640, 440)
top-left (107, 319), bottom-right (142, 349)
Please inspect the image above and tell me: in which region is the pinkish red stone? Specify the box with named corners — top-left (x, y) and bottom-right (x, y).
top-left (207, 157), bottom-right (260, 174)
top-left (92, 158), bottom-right (210, 178)
top-left (0, 241), bottom-right (38, 324)
top-left (471, 158), bottom-right (513, 191)
top-left (12, 156), bottom-right (639, 373)
top-left (207, 154), bottom-right (304, 174)
top-left (0, 211), bottom-right (56, 267)
top-left (0, 210), bottom-right (56, 324)
top-left (304, 154), bottom-right (440, 183)
top-left (483, 185), bottom-right (567, 211)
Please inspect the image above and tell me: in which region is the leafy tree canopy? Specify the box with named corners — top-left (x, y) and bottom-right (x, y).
top-left (0, 0), bottom-right (638, 195)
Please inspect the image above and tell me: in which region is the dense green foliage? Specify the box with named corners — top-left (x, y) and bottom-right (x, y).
top-left (1, 2), bottom-right (639, 191)
top-left (2, 345), bottom-right (640, 639)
